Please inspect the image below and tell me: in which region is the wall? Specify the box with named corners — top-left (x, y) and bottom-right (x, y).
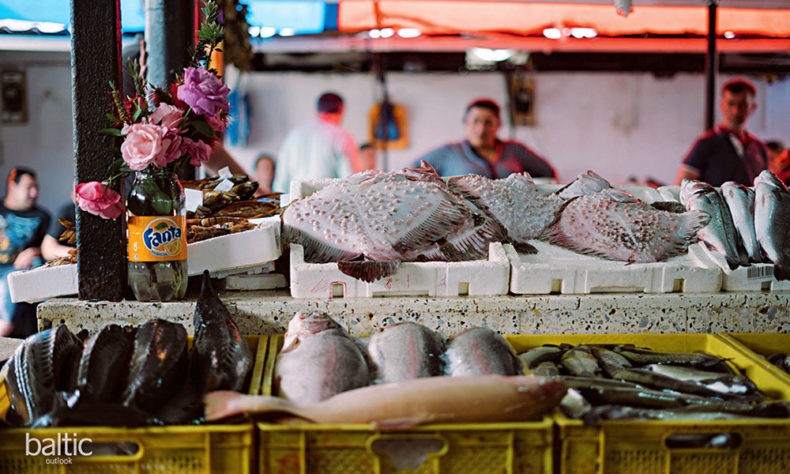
top-left (228, 70), bottom-right (789, 188)
top-left (0, 50), bottom-right (788, 215)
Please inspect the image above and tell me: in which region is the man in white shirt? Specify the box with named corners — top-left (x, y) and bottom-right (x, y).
top-left (273, 92), bottom-right (360, 194)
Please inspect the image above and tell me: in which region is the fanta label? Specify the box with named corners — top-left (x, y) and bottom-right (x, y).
top-left (128, 216), bottom-right (187, 262)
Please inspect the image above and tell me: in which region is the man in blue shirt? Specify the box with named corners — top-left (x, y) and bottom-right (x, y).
top-left (414, 98), bottom-right (556, 180)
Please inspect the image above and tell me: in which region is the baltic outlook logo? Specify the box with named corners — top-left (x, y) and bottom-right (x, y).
top-left (26, 433), bottom-right (93, 464)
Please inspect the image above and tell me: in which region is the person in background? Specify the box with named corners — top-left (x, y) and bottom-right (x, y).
top-left (674, 78), bottom-right (768, 187)
top-left (253, 153), bottom-right (276, 197)
top-left (272, 92), bottom-right (360, 194)
top-left (766, 140), bottom-right (790, 184)
top-left (414, 98), bottom-right (556, 180)
top-left (0, 168), bottom-right (50, 338)
top-left (41, 186), bottom-right (77, 261)
top-left (358, 143), bottom-right (378, 171)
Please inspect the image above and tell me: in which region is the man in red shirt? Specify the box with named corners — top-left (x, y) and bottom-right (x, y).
top-left (674, 78), bottom-right (768, 187)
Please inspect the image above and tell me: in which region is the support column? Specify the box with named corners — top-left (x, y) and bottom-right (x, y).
top-left (70, 0), bottom-right (127, 300)
top-left (704, 0), bottom-right (718, 130)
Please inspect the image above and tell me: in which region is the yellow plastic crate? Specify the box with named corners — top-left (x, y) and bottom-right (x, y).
top-left (258, 334), bottom-right (554, 474)
top-left (0, 334), bottom-right (268, 474)
top-left (720, 333), bottom-right (790, 386)
top-left (505, 333), bottom-right (790, 474)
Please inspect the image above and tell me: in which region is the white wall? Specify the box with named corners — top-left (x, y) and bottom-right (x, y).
top-left (228, 70), bottom-right (789, 187)
top-left (1, 51), bottom-right (788, 217)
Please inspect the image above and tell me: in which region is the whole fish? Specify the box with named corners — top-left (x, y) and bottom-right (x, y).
top-left (205, 375), bottom-right (567, 427)
top-left (680, 179), bottom-right (749, 269)
top-left (75, 324), bottom-right (133, 403)
top-left (613, 345), bottom-right (724, 368)
top-left (3, 326), bottom-right (82, 426)
top-left (591, 347), bottom-right (632, 378)
top-left (542, 188), bottom-right (709, 263)
top-left (444, 327), bottom-right (522, 376)
top-left (611, 368), bottom-right (725, 399)
top-left (519, 345), bottom-right (564, 369)
top-left (191, 270), bottom-right (252, 394)
top-left (276, 313), bottom-right (369, 404)
top-left (121, 319), bottom-right (188, 413)
top-left (754, 170), bottom-right (790, 280)
top-left (282, 310), bottom-right (347, 352)
top-left (367, 322), bottom-right (445, 384)
top-left (644, 364), bottom-right (758, 397)
top-left (555, 170), bottom-right (612, 199)
top-left (721, 181), bottom-right (763, 262)
top-left (561, 346), bottom-right (601, 377)
top-left (282, 163), bottom-right (473, 282)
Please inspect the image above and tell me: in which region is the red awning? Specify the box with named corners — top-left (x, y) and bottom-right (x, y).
top-left (337, 2), bottom-right (790, 38)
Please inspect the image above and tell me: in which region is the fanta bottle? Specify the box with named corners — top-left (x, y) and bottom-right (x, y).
top-left (126, 168), bottom-right (188, 301)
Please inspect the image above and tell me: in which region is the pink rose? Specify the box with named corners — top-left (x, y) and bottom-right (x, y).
top-left (176, 67), bottom-right (230, 116)
top-left (182, 137), bottom-right (213, 167)
top-left (150, 103), bottom-right (184, 129)
top-left (121, 123), bottom-right (167, 170)
top-left (159, 131), bottom-right (183, 167)
top-left (205, 112), bottom-right (227, 133)
top-left (75, 182), bottom-right (124, 220)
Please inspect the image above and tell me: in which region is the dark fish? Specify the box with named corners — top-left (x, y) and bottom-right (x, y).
top-left (574, 384), bottom-right (725, 409)
top-left (542, 189), bottom-right (709, 263)
top-left (643, 364), bottom-right (758, 397)
top-left (612, 345), bottom-right (724, 368)
top-left (518, 345), bottom-right (563, 369)
top-left (75, 324), bottom-right (133, 403)
top-left (32, 396), bottom-right (161, 428)
top-left (121, 319), bottom-right (188, 413)
top-left (754, 170), bottom-right (790, 279)
top-left (590, 347), bottom-right (631, 378)
top-left (367, 322), bottom-right (445, 384)
top-left (191, 270), bottom-right (252, 393)
top-left (611, 368), bottom-right (726, 399)
top-left (531, 361), bottom-right (560, 377)
top-left (3, 326), bottom-right (82, 426)
top-left (444, 327), bottom-right (522, 376)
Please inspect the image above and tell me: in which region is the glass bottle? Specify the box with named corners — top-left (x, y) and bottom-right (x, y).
top-left (126, 168), bottom-right (188, 301)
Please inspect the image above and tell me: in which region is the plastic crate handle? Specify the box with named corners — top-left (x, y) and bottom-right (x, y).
top-left (367, 433), bottom-right (449, 471)
top-left (73, 440), bottom-right (144, 463)
top-left (664, 432), bottom-right (742, 451)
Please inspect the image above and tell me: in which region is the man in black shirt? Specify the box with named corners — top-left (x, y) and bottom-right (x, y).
top-left (0, 167), bottom-right (50, 338)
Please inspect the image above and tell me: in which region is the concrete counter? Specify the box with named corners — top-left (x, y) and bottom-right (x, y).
top-left (37, 290), bottom-right (790, 337)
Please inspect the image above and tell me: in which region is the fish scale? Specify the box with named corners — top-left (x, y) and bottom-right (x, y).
top-left (754, 170), bottom-right (790, 280)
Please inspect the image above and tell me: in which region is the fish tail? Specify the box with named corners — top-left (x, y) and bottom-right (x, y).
top-left (773, 263), bottom-right (790, 281)
top-left (337, 259), bottom-right (401, 283)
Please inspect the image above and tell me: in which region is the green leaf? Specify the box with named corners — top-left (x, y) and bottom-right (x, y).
top-left (99, 128), bottom-right (123, 136)
top-left (190, 120), bottom-right (214, 138)
top-left (132, 106), bottom-right (142, 122)
top-left (105, 113), bottom-right (121, 123)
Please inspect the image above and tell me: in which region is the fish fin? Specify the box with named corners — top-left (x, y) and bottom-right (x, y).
top-left (337, 259), bottom-right (401, 283)
top-left (513, 241), bottom-right (538, 254)
top-left (651, 201), bottom-right (686, 213)
top-left (371, 417), bottom-right (423, 430)
top-left (391, 198), bottom-right (469, 255)
top-left (283, 226), bottom-right (361, 263)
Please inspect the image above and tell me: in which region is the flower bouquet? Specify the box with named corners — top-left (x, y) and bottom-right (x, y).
top-left (75, 0), bottom-right (231, 301)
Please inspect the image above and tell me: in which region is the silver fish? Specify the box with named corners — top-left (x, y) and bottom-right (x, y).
top-left (542, 188), bottom-right (709, 262)
top-left (282, 311), bottom-right (346, 352)
top-left (275, 327), bottom-right (370, 404)
top-left (282, 162), bottom-right (472, 282)
top-left (754, 170), bottom-right (790, 280)
top-left (721, 181), bottom-right (763, 262)
top-left (680, 179), bottom-right (748, 269)
top-left (445, 327), bottom-right (522, 376)
top-left (367, 322), bottom-right (445, 384)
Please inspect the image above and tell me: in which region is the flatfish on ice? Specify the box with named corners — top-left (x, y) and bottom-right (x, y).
top-left (282, 163), bottom-right (476, 282)
top-left (542, 188), bottom-right (709, 263)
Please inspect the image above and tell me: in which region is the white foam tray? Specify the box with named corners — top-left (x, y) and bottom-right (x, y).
top-left (8, 217), bottom-right (282, 303)
top-left (506, 241), bottom-right (722, 295)
top-left (289, 242), bottom-right (510, 298)
top-left (687, 243), bottom-right (790, 292)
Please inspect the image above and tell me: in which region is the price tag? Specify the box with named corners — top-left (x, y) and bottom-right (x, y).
top-left (214, 179), bottom-right (234, 192)
top-left (218, 166), bottom-right (233, 179)
top-left (185, 188), bottom-right (203, 212)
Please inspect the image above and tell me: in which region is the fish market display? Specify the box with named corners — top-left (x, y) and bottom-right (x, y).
top-left (767, 352), bottom-right (790, 374)
top-left (680, 179), bottom-right (749, 269)
top-left (205, 375), bottom-right (567, 427)
top-left (519, 342), bottom-right (790, 423)
top-left (721, 181), bottom-right (763, 263)
top-left (445, 327), bottom-right (522, 376)
top-left (191, 270), bottom-right (252, 393)
top-left (275, 311), bottom-right (370, 404)
top-left (542, 189), bottom-right (709, 263)
top-left (754, 170), bottom-right (790, 280)
top-left (0, 277), bottom-right (252, 427)
top-left (367, 322), bottom-right (445, 384)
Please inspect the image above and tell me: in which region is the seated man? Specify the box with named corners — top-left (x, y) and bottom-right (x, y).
top-left (414, 98), bottom-right (556, 180)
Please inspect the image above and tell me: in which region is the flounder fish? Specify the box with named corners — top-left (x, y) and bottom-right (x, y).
top-left (542, 188), bottom-right (709, 262)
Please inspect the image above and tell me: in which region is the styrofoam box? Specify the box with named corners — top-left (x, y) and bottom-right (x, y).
top-left (8, 218), bottom-right (282, 303)
top-left (506, 241), bottom-right (722, 295)
top-left (289, 242), bottom-right (509, 298)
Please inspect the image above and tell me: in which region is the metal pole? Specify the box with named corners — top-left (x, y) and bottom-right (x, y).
top-left (145, 0), bottom-right (197, 179)
top-left (70, 0), bottom-right (127, 300)
top-left (705, 0), bottom-right (718, 130)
